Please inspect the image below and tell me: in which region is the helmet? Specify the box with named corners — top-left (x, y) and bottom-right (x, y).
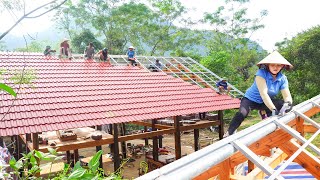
top-left (128, 46), bottom-right (134, 49)
top-left (63, 38), bottom-right (69, 42)
top-left (222, 77), bottom-right (227, 81)
top-left (257, 51), bottom-right (293, 70)
top-left (103, 48), bottom-right (108, 51)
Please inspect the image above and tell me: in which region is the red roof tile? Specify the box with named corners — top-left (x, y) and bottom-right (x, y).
top-left (0, 52), bottom-right (240, 136)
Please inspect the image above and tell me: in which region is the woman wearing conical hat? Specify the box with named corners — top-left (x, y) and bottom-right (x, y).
top-left (224, 51), bottom-right (293, 137)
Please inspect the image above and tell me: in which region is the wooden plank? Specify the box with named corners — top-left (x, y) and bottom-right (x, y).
top-left (230, 129), bottom-right (292, 167)
top-left (278, 140), bottom-right (320, 179)
top-left (219, 159), bottom-right (231, 180)
top-left (118, 128), bottom-right (175, 142)
top-left (130, 121), bottom-right (171, 129)
top-left (192, 162), bottom-right (222, 180)
top-left (248, 149), bottom-right (288, 179)
top-left (296, 116), bottom-right (305, 136)
top-left (304, 124), bottom-right (319, 133)
top-left (180, 121), bottom-right (220, 131)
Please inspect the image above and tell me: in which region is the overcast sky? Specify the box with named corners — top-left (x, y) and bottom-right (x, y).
top-left (1, 0), bottom-right (320, 52)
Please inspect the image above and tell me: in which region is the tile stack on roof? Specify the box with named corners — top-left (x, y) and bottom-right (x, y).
top-left (0, 52), bottom-right (240, 136)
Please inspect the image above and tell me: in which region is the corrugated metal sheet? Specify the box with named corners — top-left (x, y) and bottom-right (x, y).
top-left (0, 52), bottom-right (240, 136)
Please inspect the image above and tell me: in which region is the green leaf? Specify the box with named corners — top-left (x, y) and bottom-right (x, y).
top-left (34, 150), bottom-right (44, 159)
top-left (48, 147), bottom-right (58, 155)
top-left (88, 150), bottom-right (102, 173)
top-left (67, 168), bottom-right (86, 179)
top-left (0, 83), bottom-right (16, 97)
top-left (73, 161), bottom-right (81, 171)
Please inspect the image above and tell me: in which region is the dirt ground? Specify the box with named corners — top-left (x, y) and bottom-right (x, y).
top-left (39, 128), bottom-right (220, 179)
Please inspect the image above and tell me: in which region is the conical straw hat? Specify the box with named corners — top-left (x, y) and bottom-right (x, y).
top-left (257, 51), bottom-right (293, 70)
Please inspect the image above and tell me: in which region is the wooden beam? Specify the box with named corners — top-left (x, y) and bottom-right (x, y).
top-left (278, 139), bottom-right (320, 179)
top-left (174, 116), bottom-right (182, 160)
top-left (180, 121), bottom-right (220, 131)
top-left (247, 149), bottom-right (288, 179)
top-left (219, 159), bottom-right (231, 180)
top-left (192, 159), bottom-right (231, 180)
top-left (296, 116), bottom-right (305, 136)
top-left (304, 124), bottom-right (319, 133)
top-left (118, 128), bottom-right (175, 142)
top-left (130, 121), bottom-right (171, 129)
top-left (230, 129), bottom-right (292, 167)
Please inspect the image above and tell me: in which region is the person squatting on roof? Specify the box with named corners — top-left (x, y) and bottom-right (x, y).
top-left (43, 46), bottom-right (56, 57)
top-left (96, 48), bottom-right (110, 64)
top-left (127, 46), bottom-right (137, 66)
top-left (224, 51), bottom-right (294, 138)
top-left (59, 38), bottom-right (72, 59)
top-left (216, 77), bottom-right (231, 95)
top-left (84, 42), bottom-right (95, 60)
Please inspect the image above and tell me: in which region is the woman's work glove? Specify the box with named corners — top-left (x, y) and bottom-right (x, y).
top-left (279, 102), bottom-right (293, 115)
top-left (272, 109), bottom-right (279, 116)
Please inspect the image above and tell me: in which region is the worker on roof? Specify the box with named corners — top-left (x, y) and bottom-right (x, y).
top-left (84, 42), bottom-right (95, 60)
top-left (216, 77), bottom-right (231, 95)
top-left (59, 38), bottom-right (72, 60)
top-left (127, 46), bottom-right (137, 66)
top-left (96, 47), bottom-right (110, 64)
top-left (43, 45), bottom-right (56, 57)
top-left (224, 51), bottom-right (294, 138)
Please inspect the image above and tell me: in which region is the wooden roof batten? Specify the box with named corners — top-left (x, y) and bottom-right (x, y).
top-left (136, 95), bottom-right (320, 180)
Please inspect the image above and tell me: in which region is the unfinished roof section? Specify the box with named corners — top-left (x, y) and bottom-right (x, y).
top-left (0, 52), bottom-right (240, 136)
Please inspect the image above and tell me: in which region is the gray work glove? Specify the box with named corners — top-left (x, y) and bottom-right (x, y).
top-left (279, 102), bottom-right (293, 115)
top-left (272, 109), bottom-right (279, 116)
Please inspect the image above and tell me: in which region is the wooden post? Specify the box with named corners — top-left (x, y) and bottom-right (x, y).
top-left (194, 129), bottom-right (199, 151)
top-left (158, 134), bottom-right (163, 148)
top-left (218, 110), bottom-right (224, 140)
top-left (144, 126), bottom-right (149, 145)
top-left (66, 151), bottom-right (71, 164)
top-left (32, 133), bottom-right (40, 177)
top-left (120, 123), bottom-right (127, 159)
top-left (17, 135), bottom-right (23, 159)
top-left (174, 116), bottom-right (182, 160)
top-left (248, 160), bottom-right (255, 173)
top-left (152, 119), bottom-right (159, 161)
top-left (109, 124), bottom-right (114, 154)
top-left (96, 125), bottom-right (103, 169)
top-left (74, 149), bottom-right (79, 165)
top-left (26, 133), bottom-right (31, 153)
top-left (113, 124), bottom-right (120, 171)
top-left (0, 137), bottom-right (3, 146)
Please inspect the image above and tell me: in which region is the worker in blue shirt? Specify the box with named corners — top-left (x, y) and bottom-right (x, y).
top-left (216, 77), bottom-right (231, 95)
top-left (224, 51), bottom-right (294, 137)
top-left (127, 46), bottom-right (137, 66)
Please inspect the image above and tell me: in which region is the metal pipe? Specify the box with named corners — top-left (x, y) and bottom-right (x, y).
top-left (136, 95), bottom-right (320, 180)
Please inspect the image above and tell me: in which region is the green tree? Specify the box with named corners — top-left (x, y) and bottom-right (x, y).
top-left (202, 0), bottom-right (268, 88)
top-left (276, 26), bottom-right (320, 103)
top-left (71, 30), bottom-right (103, 54)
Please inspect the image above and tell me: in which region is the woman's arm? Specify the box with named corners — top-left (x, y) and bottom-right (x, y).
top-left (256, 76), bottom-right (276, 110)
top-left (281, 88), bottom-right (292, 104)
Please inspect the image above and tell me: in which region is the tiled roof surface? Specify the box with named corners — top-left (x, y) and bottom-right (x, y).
top-left (0, 52), bottom-right (240, 136)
